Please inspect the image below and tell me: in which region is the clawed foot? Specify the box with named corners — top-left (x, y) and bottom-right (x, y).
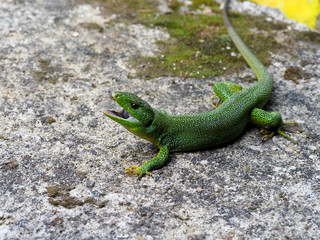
top-left (261, 122), bottom-right (298, 143)
top-left (210, 95), bottom-right (222, 109)
top-left (125, 166), bottom-right (151, 180)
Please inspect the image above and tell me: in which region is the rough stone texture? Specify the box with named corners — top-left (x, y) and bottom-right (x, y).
top-left (0, 0), bottom-right (319, 239)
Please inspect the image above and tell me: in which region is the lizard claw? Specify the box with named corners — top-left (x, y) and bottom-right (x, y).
top-left (125, 166), bottom-right (140, 175)
top-left (260, 128), bottom-right (271, 135)
top-left (276, 126), bottom-right (297, 144)
top-left (260, 128), bottom-right (274, 142)
top-left (210, 95), bottom-right (222, 109)
top-left (261, 132), bottom-right (275, 142)
top-left (261, 122), bottom-right (298, 143)
top-left (125, 166), bottom-right (151, 180)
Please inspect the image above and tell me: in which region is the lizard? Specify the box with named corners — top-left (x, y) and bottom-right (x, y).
top-left (103, 0), bottom-right (296, 179)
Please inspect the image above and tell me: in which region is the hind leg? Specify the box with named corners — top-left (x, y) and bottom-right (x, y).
top-left (250, 108), bottom-right (297, 142)
top-left (211, 81), bottom-right (242, 108)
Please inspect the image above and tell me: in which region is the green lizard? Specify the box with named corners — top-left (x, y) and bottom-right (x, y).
top-left (104, 0), bottom-right (296, 179)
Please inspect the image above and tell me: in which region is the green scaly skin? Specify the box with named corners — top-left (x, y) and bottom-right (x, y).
top-left (104, 0), bottom-right (296, 179)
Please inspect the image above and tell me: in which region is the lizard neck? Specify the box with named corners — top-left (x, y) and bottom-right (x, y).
top-left (133, 109), bottom-right (168, 147)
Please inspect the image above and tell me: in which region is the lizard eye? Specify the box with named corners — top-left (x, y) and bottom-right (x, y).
top-left (131, 103), bottom-right (139, 109)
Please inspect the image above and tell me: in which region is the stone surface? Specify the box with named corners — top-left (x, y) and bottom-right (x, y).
top-left (0, 0), bottom-right (319, 239)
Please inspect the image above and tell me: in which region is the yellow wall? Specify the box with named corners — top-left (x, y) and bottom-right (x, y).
top-left (250, 0), bottom-right (320, 29)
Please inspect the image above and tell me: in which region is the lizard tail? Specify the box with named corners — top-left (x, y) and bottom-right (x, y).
top-left (222, 0), bottom-right (273, 84)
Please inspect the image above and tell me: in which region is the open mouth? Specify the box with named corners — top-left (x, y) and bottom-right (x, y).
top-left (105, 109), bottom-right (138, 122)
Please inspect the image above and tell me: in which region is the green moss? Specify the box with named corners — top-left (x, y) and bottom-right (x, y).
top-left (34, 58), bottom-right (58, 84)
top-left (77, 171), bottom-right (87, 180)
top-left (174, 214), bottom-right (190, 221)
top-left (168, 0), bottom-right (184, 12)
top-left (83, 0), bottom-right (158, 18)
top-left (283, 66), bottom-right (312, 83)
top-left (279, 192), bottom-right (288, 201)
top-left (294, 31), bottom-right (320, 43)
top-left (79, 22), bottom-right (104, 32)
top-left (50, 217), bottom-right (64, 227)
top-left (284, 66), bottom-right (302, 81)
top-left (46, 184), bottom-right (105, 208)
top-left (47, 77), bottom-right (57, 84)
top-left (70, 96), bottom-right (78, 101)
top-left (133, 12), bottom-right (226, 78)
top-left (8, 162), bottom-right (19, 169)
top-left (47, 116), bottom-right (56, 124)
top-left (47, 185), bottom-right (85, 209)
top-left (188, 0), bottom-right (219, 10)
top-left (84, 0), bottom-right (288, 79)
top-left (47, 185), bottom-right (60, 198)
top-left (34, 71), bottom-right (46, 80)
top-left (133, 8), bottom-right (285, 78)
top-left (34, 59), bottom-right (74, 84)
top-left (243, 75), bottom-right (256, 83)
top-left (41, 116), bottom-right (56, 124)
top-left (48, 196), bottom-right (84, 209)
top-left (61, 73), bottom-right (74, 82)
top-left (39, 59), bottom-right (51, 69)
top-left (1, 161), bottom-right (19, 170)
top-left (84, 197), bottom-right (95, 204)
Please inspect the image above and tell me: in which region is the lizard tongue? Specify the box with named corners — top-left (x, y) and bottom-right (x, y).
top-left (121, 109), bottom-right (129, 119)
top-left (106, 109), bottom-right (128, 119)
top-left (105, 109), bottom-right (138, 122)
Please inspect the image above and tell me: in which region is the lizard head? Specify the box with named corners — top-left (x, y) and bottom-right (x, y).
top-left (104, 91), bottom-right (155, 136)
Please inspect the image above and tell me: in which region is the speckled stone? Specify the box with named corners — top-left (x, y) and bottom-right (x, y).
top-left (0, 0), bottom-right (319, 239)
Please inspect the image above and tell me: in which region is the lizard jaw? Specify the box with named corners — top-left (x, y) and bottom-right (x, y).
top-left (104, 109), bottom-right (139, 123)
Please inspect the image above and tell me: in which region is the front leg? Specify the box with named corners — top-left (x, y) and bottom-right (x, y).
top-left (125, 146), bottom-right (169, 179)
